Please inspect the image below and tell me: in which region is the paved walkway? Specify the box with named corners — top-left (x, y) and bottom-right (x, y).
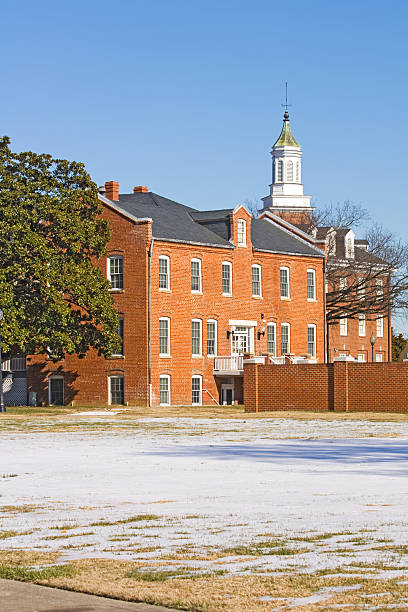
top-left (0, 579), bottom-right (179, 612)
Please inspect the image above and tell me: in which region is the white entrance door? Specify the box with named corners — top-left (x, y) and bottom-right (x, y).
top-left (231, 327), bottom-right (249, 355)
top-left (221, 384), bottom-right (234, 405)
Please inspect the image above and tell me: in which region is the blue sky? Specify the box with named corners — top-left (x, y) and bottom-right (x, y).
top-left (2, 0), bottom-right (408, 330)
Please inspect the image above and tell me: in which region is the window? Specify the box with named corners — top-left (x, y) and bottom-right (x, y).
top-left (287, 160), bottom-right (294, 181)
top-left (112, 317), bottom-right (124, 356)
top-left (49, 376), bottom-right (64, 406)
top-left (192, 375), bottom-right (202, 405)
top-left (357, 278), bottom-right (365, 298)
top-left (222, 262), bottom-right (232, 295)
top-left (296, 161), bottom-right (300, 182)
top-left (345, 234), bottom-right (355, 258)
top-left (192, 319), bottom-right (202, 356)
top-left (267, 323), bottom-right (276, 356)
top-left (339, 277), bottom-right (347, 291)
top-left (376, 278), bottom-right (383, 299)
top-left (357, 353), bottom-right (366, 362)
top-left (277, 159), bottom-right (283, 182)
top-left (280, 267), bottom-right (289, 298)
top-left (375, 354), bottom-right (383, 362)
top-left (191, 259), bottom-right (202, 292)
top-left (358, 314), bottom-right (366, 337)
top-left (339, 316), bottom-right (348, 336)
top-left (160, 375), bottom-right (170, 405)
top-left (376, 316), bottom-right (384, 338)
top-left (109, 375), bottom-right (124, 405)
top-left (307, 324), bottom-right (316, 357)
top-left (237, 219), bottom-right (246, 246)
top-left (159, 255), bottom-right (169, 290)
top-left (159, 317), bottom-right (170, 356)
top-left (207, 320), bottom-right (217, 356)
top-left (307, 270), bottom-right (316, 300)
top-left (281, 323), bottom-right (290, 354)
top-left (108, 255), bottom-right (123, 290)
top-left (252, 265), bottom-right (262, 297)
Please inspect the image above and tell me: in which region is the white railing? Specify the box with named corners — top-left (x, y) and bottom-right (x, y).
top-left (214, 355), bottom-right (244, 371)
top-left (2, 358), bottom-right (26, 372)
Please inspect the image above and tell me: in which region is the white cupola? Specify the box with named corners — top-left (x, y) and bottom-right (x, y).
top-left (261, 111), bottom-right (312, 215)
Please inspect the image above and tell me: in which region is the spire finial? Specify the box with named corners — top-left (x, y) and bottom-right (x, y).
top-left (281, 82), bottom-right (291, 119)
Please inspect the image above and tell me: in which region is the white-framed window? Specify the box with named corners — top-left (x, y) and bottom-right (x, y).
top-left (222, 262), bottom-right (232, 295)
top-left (237, 219), bottom-right (246, 246)
top-left (109, 375), bottom-right (124, 405)
top-left (287, 160), bottom-right (294, 181)
top-left (307, 269), bottom-right (316, 300)
top-left (207, 320), bottom-right (217, 356)
top-left (280, 267), bottom-right (289, 298)
top-left (358, 314), bottom-right (366, 336)
top-left (159, 374), bottom-right (170, 405)
top-left (107, 255), bottom-right (123, 290)
top-left (231, 326), bottom-right (251, 355)
top-left (192, 319), bottom-right (202, 356)
top-left (191, 258), bottom-right (202, 292)
top-left (192, 375), bottom-right (202, 405)
top-left (376, 278), bottom-right (383, 299)
top-left (376, 316), bottom-right (384, 338)
top-left (345, 234), bottom-right (355, 258)
top-left (357, 353), bottom-right (366, 362)
top-left (267, 322), bottom-right (276, 356)
top-left (158, 255), bottom-right (170, 290)
top-left (281, 323), bottom-right (290, 354)
top-left (112, 317), bottom-right (124, 356)
top-left (252, 264), bottom-right (262, 297)
top-left (307, 324), bottom-right (316, 357)
top-left (375, 353), bottom-right (383, 362)
top-left (49, 375), bottom-right (64, 405)
top-left (159, 317), bottom-right (170, 356)
top-left (277, 159), bottom-right (283, 182)
top-left (339, 316), bottom-right (348, 336)
top-left (339, 277), bottom-right (347, 290)
top-left (357, 278), bottom-right (365, 299)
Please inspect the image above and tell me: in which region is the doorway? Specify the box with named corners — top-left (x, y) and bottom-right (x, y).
top-left (49, 376), bottom-right (64, 405)
top-left (221, 384), bottom-right (234, 405)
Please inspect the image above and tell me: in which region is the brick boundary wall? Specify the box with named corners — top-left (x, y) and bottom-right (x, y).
top-left (244, 361), bottom-right (408, 412)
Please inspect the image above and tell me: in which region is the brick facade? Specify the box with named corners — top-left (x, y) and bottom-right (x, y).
top-left (244, 361), bottom-right (408, 412)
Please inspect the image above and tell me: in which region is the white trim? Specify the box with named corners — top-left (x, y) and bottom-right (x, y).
top-left (108, 374), bottom-right (124, 405)
top-left (192, 375), bottom-right (202, 405)
top-left (222, 261), bottom-right (232, 296)
top-left (232, 203), bottom-right (250, 215)
top-left (191, 258), bottom-right (202, 293)
top-left (281, 322), bottom-right (290, 354)
top-left (358, 313), bottom-right (366, 337)
top-left (107, 254), bottom-right (124, 290)
top-left (229, 319), bottom-right (257, 327)
top-left (237, 219), bottom-right (247, 246)
top-left (159, 374), bottom-right (171, 406)
top-left (192, 318), bottom-right (202, 357)
top-left (376, 316), bottom-right (384, 338)
top-left (267, 322), bottom-right (276, 356)
top-left (339, 316), bottom-right (348, 337)
top-left (280, 266), bottom-right (290, 299)
top-left (307, 323), bottom-right (316, 358)
top-left (252, 264), bottom-right (262, 297)
top-left (306, 269), bottom-right (316, 301)
top-left (159, 317), bottom-right (170, 356)
top-left (99, 193), bottom-right (153, 223)
top-left (207, 319), bottom-right (217, 357)
top-left (158, 255), bottom-right (170, 291)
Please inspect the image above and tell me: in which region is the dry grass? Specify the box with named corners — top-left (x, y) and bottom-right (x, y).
top-left (0, 550), bottom-right (407, 611)
top-left (3, 404), bottom-right (408, 421)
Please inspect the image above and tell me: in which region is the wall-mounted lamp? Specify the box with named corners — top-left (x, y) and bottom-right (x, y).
top-left (257, 327), bottom-right (265, 341)
top-left (261, 313), bottom-right (264, 319)
top-left (226, 330), bottom-right (231, 339)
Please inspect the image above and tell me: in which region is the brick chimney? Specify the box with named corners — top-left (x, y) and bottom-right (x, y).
top-left (105, 181), bottom-right (119, 201)
top-left (133, 186), bottom-right (148, 193)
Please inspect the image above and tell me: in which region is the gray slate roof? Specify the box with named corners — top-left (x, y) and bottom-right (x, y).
top-left (111, 192), bottom-right (323, 258)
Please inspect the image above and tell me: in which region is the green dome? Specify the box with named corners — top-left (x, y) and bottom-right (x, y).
top-left (273, 111), bottom-right (300, 148)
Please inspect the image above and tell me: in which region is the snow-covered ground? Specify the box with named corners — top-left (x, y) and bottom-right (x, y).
top-left (1, 416), bottom-right (408, 575)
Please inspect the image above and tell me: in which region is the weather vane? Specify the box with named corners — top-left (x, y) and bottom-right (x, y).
top-left (281, 82), bottom-right (292, 112)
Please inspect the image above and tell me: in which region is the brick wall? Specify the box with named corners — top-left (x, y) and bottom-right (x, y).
top-left (244, 361), bottom-right (408, 413)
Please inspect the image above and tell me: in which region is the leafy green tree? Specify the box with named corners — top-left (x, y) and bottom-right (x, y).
top-left (0, 136), bottom-right (120, 359)
top-left (392, 328), bottom-right (408, 362)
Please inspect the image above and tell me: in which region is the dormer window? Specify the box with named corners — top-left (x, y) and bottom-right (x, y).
top-left (237, 219), bottom-right (246, 246)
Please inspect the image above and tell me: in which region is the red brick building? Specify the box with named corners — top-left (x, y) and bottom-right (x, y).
top-left (25, 111), bottom-right (390, 406)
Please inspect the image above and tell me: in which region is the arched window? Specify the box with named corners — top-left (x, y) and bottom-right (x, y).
top-left (277, 160), bottom-right (283, 182)
top-left (287, 160), bottom-right (294, 182)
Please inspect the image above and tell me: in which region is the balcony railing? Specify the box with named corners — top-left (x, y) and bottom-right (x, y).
top-left (2, 357), bottom-right (26, 372)
top-left (214, 355), bottom-right (244, 372)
